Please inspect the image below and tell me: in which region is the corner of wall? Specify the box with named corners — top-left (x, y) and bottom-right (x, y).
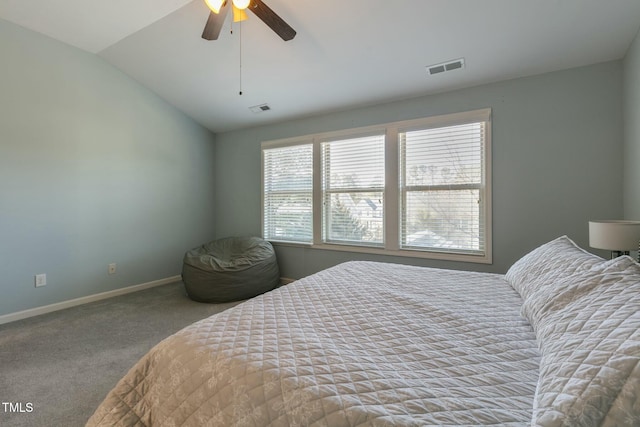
top-left (623, 26), bottom-right (640, 219)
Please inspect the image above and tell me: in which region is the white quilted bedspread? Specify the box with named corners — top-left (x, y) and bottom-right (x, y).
top-left (87, 261), bottom-right (540, 426)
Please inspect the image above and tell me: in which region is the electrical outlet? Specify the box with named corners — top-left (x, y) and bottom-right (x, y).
top-left (108, 263), bottom-right (116, 275)
top-left (35, 274), bottom-right (47, 287)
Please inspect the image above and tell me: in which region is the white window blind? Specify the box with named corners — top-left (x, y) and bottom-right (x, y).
top-left (400, 122), bottom-right (486, 255)
top-left (263, 144), bottom-right (313, 243)
top-left (261, 108), bottom-right (491, 263)
top-left (321, 134), bottom-right (385, 246)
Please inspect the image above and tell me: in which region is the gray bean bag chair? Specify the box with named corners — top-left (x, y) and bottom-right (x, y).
top-left (182, 237), bottom-right (280, 303)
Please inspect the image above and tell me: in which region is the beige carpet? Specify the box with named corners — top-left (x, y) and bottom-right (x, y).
top-left (0, 282), bottom-right (240, 427)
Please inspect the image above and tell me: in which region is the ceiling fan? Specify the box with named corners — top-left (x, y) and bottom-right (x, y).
top-left (202, 0), bottom-right (296, 41)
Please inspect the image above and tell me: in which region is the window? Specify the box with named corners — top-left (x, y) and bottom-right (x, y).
top-left (262, 144), bottom-right (313, 243)
top-left (322, 134), bottom-right (385, 246)
top-left (262, 109), bottom-right (492, 263)
top-left (400, 122), bottom-right (486, 255)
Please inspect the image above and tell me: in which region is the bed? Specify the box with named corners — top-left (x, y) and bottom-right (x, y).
top-left (87, 236), bottom-right (640, 426)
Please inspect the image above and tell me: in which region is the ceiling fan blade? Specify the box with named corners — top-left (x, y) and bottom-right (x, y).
top-left (202, 1), bottom-right (230, 40)
top-left (248, 0), bottom-right (296, 41)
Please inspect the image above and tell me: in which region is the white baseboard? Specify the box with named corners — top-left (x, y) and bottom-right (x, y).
top-left (0, 275), bottom-right (181, 325)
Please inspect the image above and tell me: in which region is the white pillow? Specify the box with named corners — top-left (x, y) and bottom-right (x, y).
top-left (505, 235), bottom-right (603, 301)
top-left (521, 256), bottom-right (636, 334)
top-left (529, 256), bottom-right (640, 426)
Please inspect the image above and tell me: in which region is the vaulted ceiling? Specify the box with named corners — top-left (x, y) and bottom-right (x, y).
top-left (2, 0), bottom-right (640, 132)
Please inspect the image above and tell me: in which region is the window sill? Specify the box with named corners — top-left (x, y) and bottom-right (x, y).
top-left (270, 240), bottom-right (492, 264)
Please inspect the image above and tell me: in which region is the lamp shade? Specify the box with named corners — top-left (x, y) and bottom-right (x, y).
top-left (589, 220), bottom-right (640, 251)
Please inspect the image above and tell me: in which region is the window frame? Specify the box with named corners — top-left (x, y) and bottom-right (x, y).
top-left (261, 138), bottom-right (314, 244)
top-left (261, 108), bottom-right (492, 264)
top-left (320, 131), bottom-right (386, 248)
top-left (398, 121), bottom-right (488, 256)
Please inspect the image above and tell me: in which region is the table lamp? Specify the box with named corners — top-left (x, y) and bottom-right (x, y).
top-left (589, 220), bottom-right (640, 261)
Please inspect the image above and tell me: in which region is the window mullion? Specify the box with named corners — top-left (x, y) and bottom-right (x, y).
top-left (385, 127), bottom-right (399, 251)
top-left (324, 187), bottom-right (383, 194)
top-left (312, 139), bottom-right (323, 246)
top-left (405, 183), bottom-right (482, 192)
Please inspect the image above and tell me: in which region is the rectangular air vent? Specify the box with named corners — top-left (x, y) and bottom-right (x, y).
top-left (249, 103), bottom-right (271, 113)
top-left (427, 58), bottom-right (465, 75)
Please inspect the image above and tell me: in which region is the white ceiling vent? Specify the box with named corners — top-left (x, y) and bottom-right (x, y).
top-left (249, 103), bottom-right (271, 113)
top-left (427, 58), bottom-right (465, 75)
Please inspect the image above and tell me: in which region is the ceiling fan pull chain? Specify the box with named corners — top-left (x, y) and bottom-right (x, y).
top-left (239, 20), bottom-right (243, 95)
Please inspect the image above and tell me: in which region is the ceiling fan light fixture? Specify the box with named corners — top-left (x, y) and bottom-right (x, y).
top-left (233, 6), bottom-right (248, 22)
top-left (201, 0), bottom-right (296, 42)
top-left (204, 0), bottom-right (225, 14)
top-left (232, 0), bottom-right (251, 10)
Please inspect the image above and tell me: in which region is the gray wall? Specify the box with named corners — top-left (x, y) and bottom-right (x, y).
top-left (1, 16), bottom-right (631, 317)
top-left (624, 28), bottom-right (640, 219)
top-left (215, 61), bottom-right (624, 278)
top-left (0, 20), bottom-right (217, 316)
